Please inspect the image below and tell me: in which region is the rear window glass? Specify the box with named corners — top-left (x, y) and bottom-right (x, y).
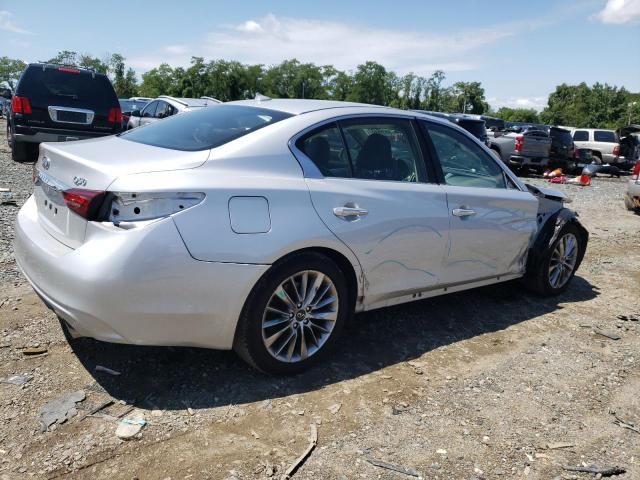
top-left (456, 120), bottom-right (487, 140)
top-left (121, 104), bottom-right (293, 151)
top-left (18, 66), bottom-right (118, 109)
top-left (573, 130), bottom-right (589, 141)
top-left (482, 117), bottom-right (505, 131)
top-left (593, 130), bottom-right (617, 143)
top-left (550, 128), bottom-right (572, 145)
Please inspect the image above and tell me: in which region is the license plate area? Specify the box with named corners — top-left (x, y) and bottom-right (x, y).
top-left (34, 172), bottom-right (87, 248)
top-left (57, 110), bottom-right (86, 123)
top-left (48, 106), bottom-right (94, 125)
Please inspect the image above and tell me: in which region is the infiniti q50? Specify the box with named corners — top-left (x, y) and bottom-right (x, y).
top-left (14, 99), bottom-right (588, 374)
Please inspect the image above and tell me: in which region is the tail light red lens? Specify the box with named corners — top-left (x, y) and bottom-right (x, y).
top-left (515, 135), bottom-right (524, 153)
top-left (613, 144), bottom-right (620, 156)
top-left (108, 107), bottom-right (122, 124)
top-left (12, 96), bottom-right (32, 114)
top-left (63, 189), bottom-right (106, 219)
top-left (632, 161), bottom-right (640, 181)
top-left (58, 67), bottom-right (80, 74)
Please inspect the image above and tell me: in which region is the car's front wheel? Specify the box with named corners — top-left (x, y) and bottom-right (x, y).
top-left (234, 252), bottom-right (349, 374)
top-left (526, 223), bottom-right (585, 296)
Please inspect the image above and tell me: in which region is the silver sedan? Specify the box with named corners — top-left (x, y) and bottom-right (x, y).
top-left (14, 99), bottom-right (589, 374)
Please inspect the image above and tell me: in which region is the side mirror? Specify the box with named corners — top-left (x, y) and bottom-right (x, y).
top-left (131, 109), bottom-right (141, 117)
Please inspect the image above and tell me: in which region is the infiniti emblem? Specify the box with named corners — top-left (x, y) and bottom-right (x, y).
top-left (73, 176), bottom-right (87, 187)
top-left (42, 157), bottom-right (50, 170)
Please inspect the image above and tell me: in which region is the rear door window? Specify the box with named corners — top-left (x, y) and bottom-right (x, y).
top-left (594, 130), bottom-right (617, 143)
top-left (296, 123), bottom-right (352, 178)
top-left (122, 104), bottom-right (292, 151)
top-left (339, 118), bottom-right (425, 182)
top-left (573, 130), bottom-right (589, 141)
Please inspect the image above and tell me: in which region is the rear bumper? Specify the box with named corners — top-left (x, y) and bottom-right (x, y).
top-left (14, 195), bottom-right (269, 349)
top-left (509, 155), bottom-right (549, 167)
top-left (14, 124), bottom-right (117, 143)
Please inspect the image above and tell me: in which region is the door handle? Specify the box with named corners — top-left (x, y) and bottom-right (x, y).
top-left (452, 208), bottom-right (476, 217)
top-left (333, 206), bottom-right (368, 218)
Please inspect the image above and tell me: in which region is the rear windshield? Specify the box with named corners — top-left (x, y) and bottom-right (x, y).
top-left (594, 130), bottom-right (617, 143)
top-left (121, 104), bottom-right (293, 151)
top-left (18, 66), bottom-right (118, 108)
top-left (456, 119), bottom-right (487, 139)
top-left (550, 128), bottom-right (572, 144)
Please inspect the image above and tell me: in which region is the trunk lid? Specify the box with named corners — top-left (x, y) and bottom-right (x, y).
top-left (34, 136), bottom-right (210, 248)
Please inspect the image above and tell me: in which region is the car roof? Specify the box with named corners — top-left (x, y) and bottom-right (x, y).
top-left (27, 63), bottom-right (107, 77)
top-left (227, 98), bottom-right (390, 115)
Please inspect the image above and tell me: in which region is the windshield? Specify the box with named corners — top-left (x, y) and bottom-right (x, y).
top-left (121, 104), bottom-right (293, 151)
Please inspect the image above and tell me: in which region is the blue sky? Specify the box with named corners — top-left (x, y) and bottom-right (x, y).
top-left (1, 0), bottom-right (639, 110)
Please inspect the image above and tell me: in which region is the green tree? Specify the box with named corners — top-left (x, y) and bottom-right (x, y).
top-left (139, 64), bottom-right (178, 98)
top-left (348, 61), bottom-right (390, 105)
top-left (109, 54), bottom-right (138, 97)
top-left (495, 107), bottom-right (540, 123)
top-left (0, 56), bottom-right (27, 91)
top-left (443, 81), bottom-right (488, 114)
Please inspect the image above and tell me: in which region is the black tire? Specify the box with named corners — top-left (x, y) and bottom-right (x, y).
top-left (11, 139), bottom-right (38, 163)
top-left (234, 252), bottom-right (350, 375)
top-left (525, 223), bottom-right (585, 296)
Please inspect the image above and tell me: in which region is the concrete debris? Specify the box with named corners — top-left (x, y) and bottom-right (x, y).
top-left (0, 374), bottom-right (32, 385)
top-left (115, 414), bottom-right (146, 440)
top-left (327, 403), bottom-right (342, 415)
top-left (39, 390), bottom-right (86, 432)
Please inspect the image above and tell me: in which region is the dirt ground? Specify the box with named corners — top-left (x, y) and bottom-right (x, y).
top-left (0, 118), bottom-right (639, 480)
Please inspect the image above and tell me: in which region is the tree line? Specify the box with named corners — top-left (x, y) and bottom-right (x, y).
top-left (1, 51), bottom-right (638, 129)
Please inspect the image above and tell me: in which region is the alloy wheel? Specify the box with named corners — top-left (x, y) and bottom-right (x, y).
top-left (261, 270), bottom-right (339, 363)
top-left (548, 233), bottom-right (578, 289)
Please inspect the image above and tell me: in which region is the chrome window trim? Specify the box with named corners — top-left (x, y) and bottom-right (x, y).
top-left (288, 111), bottom-right (427, 181)
top-left (47, 106), bottom-right (95, 125)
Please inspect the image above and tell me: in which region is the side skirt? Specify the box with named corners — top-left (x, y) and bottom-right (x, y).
top-left (359, 273), bottom-right (523, 312)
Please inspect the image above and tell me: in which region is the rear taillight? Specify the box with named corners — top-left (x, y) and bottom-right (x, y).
top-left (58, 67), bottom-right (81, 74)
top-left (12, 95), bottom-right (32, 114)
top-left (632, 161), bottom-right (640, 181)
top-left (108, 107), bottom-right (122, 124)
top-left (515, 135), bottom-right (524, 153)
top-left (108, 192), bottom-right (205, 225)
top-left (63, 189), bottom-right (106, 219)
top-left (613, 144), bottom-right (620, 156)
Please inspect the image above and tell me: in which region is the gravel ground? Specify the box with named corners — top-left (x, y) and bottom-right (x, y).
top-left (1, 118), bottom-right (639, 480)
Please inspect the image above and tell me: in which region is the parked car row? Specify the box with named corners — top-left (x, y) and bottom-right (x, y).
top-left (5, 63), bottom-right (222, 163)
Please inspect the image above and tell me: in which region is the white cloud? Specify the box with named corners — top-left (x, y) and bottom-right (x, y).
top-left (488, 96), bottom-right (548, 112)
top-left (0, 10), bottom-right (31, 34)
top-left (593, 0), bottom-right (640, 24)
top-left (164, 45), bottom-right (188, 55)
top-left (129, 14), bottom-right (548, 75)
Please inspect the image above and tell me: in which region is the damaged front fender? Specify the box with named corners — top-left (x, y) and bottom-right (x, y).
top-left (526, 207), bottom-right (589, 278)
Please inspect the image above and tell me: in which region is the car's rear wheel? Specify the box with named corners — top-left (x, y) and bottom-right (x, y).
top-left (234, 252), bottom-right (349, 374)
top-left (526, 224), bottom-right (585, 296)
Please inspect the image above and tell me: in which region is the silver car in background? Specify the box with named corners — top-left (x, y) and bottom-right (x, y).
top-left (14, 99), bottom-right (588, 374)
top-left (126, 95), bottom-right (221, 130)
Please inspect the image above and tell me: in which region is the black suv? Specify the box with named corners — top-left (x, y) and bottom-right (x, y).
top-left (7, 63), bottom-right (122, 162)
